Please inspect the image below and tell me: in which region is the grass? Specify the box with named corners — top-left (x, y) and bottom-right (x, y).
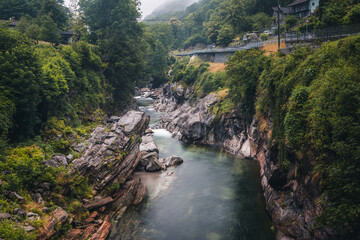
top-left (209, 63), bottom-right (226, 73)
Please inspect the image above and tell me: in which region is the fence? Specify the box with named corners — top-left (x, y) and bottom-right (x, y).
top-left (285, 23), bottom-right (360, 44)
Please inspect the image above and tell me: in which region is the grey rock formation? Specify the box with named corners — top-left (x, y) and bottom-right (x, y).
top-left (14, 208), bottom-right (26, 218)
top-left (155, 83), bottom-right (324, 240)
top-left (71, 111), bottom-right (150, 190)
top-left (27, 212), bottom-right (40, 222)
top-left (45, 154), bottom-right (68, 168)
top-left (4, 191), bottom-right (25, 202)
top-left (138, 133), bottom-right (162, 172)
top-left (32, 193), bottom-right (44, 204)
top-left (139, 152), bottom-right (162, 172)
top-left (23, 226), bottom-right (36, 232)
top-left (38, 207), bottom-right (69, 240)
top-left (160, 156), bottom-right (184, 168)
top-left (139, 135), bottom-right (158, 153)
top-left (157, 84), bottom-right (254, 159)
top-left (0, 213), bottom-right (11, 220)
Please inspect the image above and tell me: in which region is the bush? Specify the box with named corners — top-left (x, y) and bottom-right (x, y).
top-left (216, 24), bottom-right (235, 47)
top-left (259, 33), bottom-right (269, 41)
top-left (0, 221), bottom-right (35, 240)
top-left (0, 146), bottom-right (49, 192)
top-left (226, 49), bottom-right (270, 123)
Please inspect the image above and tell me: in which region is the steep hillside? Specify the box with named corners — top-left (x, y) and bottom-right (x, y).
top-left (155, 35), bottom-right (360, 239)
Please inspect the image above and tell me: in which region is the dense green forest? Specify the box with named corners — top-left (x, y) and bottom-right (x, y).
top-left (142, 0), bottom-right (360, 86)
top-left (0, 0), bottom-right (148, 238)
top-left (145, 0), bottom-right (360, 48)
top-left (0, 0), bottom-right (359, 238)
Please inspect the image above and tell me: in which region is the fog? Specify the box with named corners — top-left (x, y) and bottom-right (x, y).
top-left (64, 0), bottom-right (197, 19)
top-left (140, 0), bottom-right (173, 18)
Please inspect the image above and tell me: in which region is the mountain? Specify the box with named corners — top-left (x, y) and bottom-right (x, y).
top-left (144, 0), bottom-right (199, 21)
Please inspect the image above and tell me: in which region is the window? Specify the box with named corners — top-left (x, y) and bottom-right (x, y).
top-left (312, 2), bottom-right (315, 6)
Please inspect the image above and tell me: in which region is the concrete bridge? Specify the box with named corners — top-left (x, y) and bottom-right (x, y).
top-left (175, 24), bottom-right (360, 63)
top-left (175, 42), bottom-right (266, 63)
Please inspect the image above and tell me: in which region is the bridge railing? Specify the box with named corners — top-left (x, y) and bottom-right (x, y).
top-left (285, 23), bottom-right (360, 44)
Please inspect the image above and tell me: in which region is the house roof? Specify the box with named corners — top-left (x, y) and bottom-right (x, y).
top-left (288, 0), bottom-right (308, 7)
top-left (272, 7), bottom-right (293, 14)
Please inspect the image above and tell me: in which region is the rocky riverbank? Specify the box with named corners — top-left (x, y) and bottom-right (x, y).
top-left (154, 83), bottom-right (327, 240)
top-left (42, 104), bottom-right (184, 239)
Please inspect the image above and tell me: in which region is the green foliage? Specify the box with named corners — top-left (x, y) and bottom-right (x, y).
top-left (343, 3), bottom-right (360, 24)
top-left (284, 86), bottom-right (309, 157)
top-left (217, 24), bottom-right (235, 46)
top-left (226, 49), bottom-right (270, 123)
top-left (55, 171), bottom-right (93, 201)
top-left (38, 15), bottom-right (61, 44)
top-left (0, 26), bottom-right (42, 140)
top-left (194, 71), bottom-right (226, 96)
top-left (17, 17), bottom-right (41, 42)
top-left (0, 221), bottom-right (35, 240)
top-left (143, 24), bottom-right (174, 87)
top-left (284, 15), bottom-right (298, 30)
top-left (0, 146), bottom-right (56, 192)
top-left (183, 33), bottom-right (208, 49)
top-left (67, 200), bottom-right (83, 214)
top-left (249, 12), bottom-right (272, 31)
top-left (80, 0), bottom-right (145, 111)
top-left (259, 33), bottom-right (269, 41)
top-left (255, 36), bottom-right (360, 237)
top-left (316, 0), bottom-right (359, 26)
top-left (145, 0), bottom-right (276, 48)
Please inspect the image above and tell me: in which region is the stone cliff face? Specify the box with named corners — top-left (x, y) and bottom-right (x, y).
top-left (155, 83), bottom-right (326, 240)
top-left (42, 111), bottom-right (151, 240)
top-left (72, 111), bottom-right (150, 191)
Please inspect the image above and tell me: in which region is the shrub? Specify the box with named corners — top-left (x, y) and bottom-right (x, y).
top-left (259, 33), bottom-right (269, 41)
top-left (0, 221), bottom-right (35, 240)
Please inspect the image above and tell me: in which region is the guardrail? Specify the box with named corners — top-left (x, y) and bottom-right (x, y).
top-left (285, 23), bottom-right (360, 43)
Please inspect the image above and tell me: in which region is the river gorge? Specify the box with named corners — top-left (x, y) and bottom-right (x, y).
top-left (108, 95), bottom-right (275, 240)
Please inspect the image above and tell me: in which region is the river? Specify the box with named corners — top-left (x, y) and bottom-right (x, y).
top-left (108, 97), bottom-right (275, 240)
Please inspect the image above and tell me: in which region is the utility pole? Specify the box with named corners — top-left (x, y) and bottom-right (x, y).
top-left (278, 0), bottom-right (281, 50)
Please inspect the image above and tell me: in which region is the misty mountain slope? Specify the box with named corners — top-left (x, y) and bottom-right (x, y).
top-left (144, 0), bottom-right (199, 20)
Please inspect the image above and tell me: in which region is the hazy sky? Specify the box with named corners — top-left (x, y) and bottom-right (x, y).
top-left (140, 0), bottom-right (171, 18)
top-left (64, 0), bottom-right (172, 19)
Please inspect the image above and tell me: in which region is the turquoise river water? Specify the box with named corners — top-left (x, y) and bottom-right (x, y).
top-left (108, 97), bottom-right (275, 240)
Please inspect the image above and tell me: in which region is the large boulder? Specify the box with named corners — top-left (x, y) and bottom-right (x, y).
top-left (111, 178), bottom-right (148, 220)
top-left (139, 135), bottom-right (158, 153)
top-left (71, 111), bottom-right (150, 190)
top-left (38, 207), bottom-right (69, 240)
top-left (138, 152), bottom-right (162, 172)
top-left (160, 156), bottom-right (184, 168)
top-left (84, 197), bottom-right (114, 211)
top-left (138, 134), bottom-right (162, 172)
top-left (4, 191), bottom-right (25, 203)
top-left (45, 154), bottom-right (68, 168)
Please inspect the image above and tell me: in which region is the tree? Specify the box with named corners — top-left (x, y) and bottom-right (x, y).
top-left (250, 12), bottom-right (272, 31)
top-left (38, 0), bottom-right (69, 27)
top-left (17, 16), bottom-right (40, 42)
top-left (226, 49), bottom-right (270, 122)
top-left (217, 24), bottom-right (235, 46)
top-left (39, 15), bottom-right (60, 44)
top-left (0, 0), bottom-right (41, 19)
top-left (0, 26), bottom-right (42, 140)
top-left (80, 0), bottom-right (146, 111)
